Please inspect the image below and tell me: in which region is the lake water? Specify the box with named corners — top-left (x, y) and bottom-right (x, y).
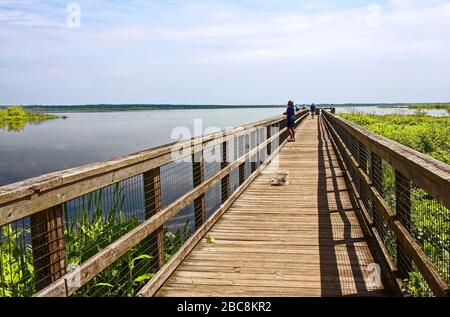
top-left (0, 108), bottom-right (283, 185)
top-left (0, 106), bottom-right (447, 186)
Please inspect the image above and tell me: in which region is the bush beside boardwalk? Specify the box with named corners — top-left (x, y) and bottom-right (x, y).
top-left (340, 112), bottom-right (449, 164)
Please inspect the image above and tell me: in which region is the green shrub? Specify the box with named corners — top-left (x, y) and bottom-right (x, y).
top-left (340, 113), bottom-right (450, 164)
top-left (0, 106), bottom-right (60, 132)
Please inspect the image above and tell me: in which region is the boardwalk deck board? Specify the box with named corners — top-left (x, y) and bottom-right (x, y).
top-left (155, 117), bottom-right (387, 297)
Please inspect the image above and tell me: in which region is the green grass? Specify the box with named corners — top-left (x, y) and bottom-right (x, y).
top-left (0, 106), bottom-right (61, 132)
top-left (339, 113), bottom-right (450, 164)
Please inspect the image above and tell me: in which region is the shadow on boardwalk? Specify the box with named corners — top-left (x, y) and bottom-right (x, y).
top-left (317, 118), bottom-right (381, 296)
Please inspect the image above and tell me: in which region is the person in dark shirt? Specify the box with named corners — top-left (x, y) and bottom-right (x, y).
top-left (284, 100), bottom-right (296, 142)
top-left (310, 103), bottom-right (316, 119)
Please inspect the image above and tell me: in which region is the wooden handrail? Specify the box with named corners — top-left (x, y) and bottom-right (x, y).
top-left (31, 111), bottom-right (309, 297)
top-left (0, 113), bottom-right (305, 226)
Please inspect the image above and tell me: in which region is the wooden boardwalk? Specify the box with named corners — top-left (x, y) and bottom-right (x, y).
top-left (156, 117), bottom-right (387, 297)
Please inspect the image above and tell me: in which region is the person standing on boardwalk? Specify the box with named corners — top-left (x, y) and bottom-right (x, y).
top-left (310, 103), bottom-right (316, 119)
top-left (284, 100), bottom-right (296, 142)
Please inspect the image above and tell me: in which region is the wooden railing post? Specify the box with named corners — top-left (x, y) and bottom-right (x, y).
top-left (143, 167), bottom-right (165, 270)
top-left (192, 151), bottom-right (205, 229)
top-left (250, 131), bottom-right (257, 173)
top-left (266, 125), bottom-right (272, 156)
top-left (279, 121), bottom-right (284, 145)
top-left (238, 135), bottom-right (246, 185)
top-left (238, 163), bottom-right (245, 186)
top-left (30, 205), bottom-right (66, 291)
top-left (395, 170), bottom-right (413, 280)
top-left (221, 141), bottom-right (231, 203)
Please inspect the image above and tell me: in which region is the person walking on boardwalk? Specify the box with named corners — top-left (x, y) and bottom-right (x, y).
top-left (310, 103), bottom-right (316, 119)
top-left (284, 100), bottom-right (296, 142)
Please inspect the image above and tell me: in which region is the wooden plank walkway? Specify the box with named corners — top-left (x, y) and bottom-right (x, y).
top-left (156, 116), bottom-right (387, 297)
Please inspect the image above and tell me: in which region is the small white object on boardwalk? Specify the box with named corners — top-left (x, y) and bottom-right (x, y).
top-left (156, 117), bottom-right (386, 297)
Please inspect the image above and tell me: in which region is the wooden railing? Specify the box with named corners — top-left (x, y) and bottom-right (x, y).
top-left (0, 110), bottom-right (309, 297)
top-left (322, 110), bottom-right (450, 297)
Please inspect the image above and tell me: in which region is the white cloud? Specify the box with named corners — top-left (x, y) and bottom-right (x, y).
top-left (1, 0), bottom-right (450, 104)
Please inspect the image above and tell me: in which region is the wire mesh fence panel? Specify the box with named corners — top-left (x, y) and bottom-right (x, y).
top-left (404, 181), bottom-right (450, 295)
top-left (205, 183), bottom-right (221, 219)
top-left (360, 178), bottom-right (372, 220)
top-left (0, 217), bottom-right (34, 297)
top-left (204, 148), bottom-right (221, 182)
top-left (403, 263), bottom-right (434, 297)
top-left (1, 174), bottom-right (147, 297)
top-left (204, 145), bottom-right (222, 220)
top-left (229, 168), bottom-right (240, 194)
top-left (72, 236), bottom-right (161, 297)
top-left (244, 160), bottom-right (251, 180)
top-left (380, 159), bottom-right (397, 262)
top-left (70, 200), bottom-right (196, 297)
top-left (163, 203), bottom-right (195, 260)
top-left (358, 144), bottom-right (372, 217)
top-left (373, 203), bottom-right (397, 262)
top-left (382, 162), bottom-right (396, 211)
top-left (249, 130), bottom-right (257, 151)
top-left (160, 159), bottom-right (194, 208)
top-left (64, 176), bottom-right (145, 268)
top-left (238, 134), bottom-right (245, 158)
top-left (271, 124), bottom-right (280, 153)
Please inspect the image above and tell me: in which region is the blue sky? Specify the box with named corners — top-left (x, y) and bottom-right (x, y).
top-left (1, 0), bottom-right (450, 105)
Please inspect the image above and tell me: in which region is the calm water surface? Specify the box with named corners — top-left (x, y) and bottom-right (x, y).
top-left (0, 106), bottom-right (447, 186)
top-left (0, 108), bottom-right (283, 185)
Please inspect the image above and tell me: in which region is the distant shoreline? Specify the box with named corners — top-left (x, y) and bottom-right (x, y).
top-left (1, 104), bottom-right (286, 113)
top-left (1, 103), bottom-right (449, 113)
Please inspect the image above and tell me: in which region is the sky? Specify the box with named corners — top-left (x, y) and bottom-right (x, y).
top-left (1, 0), bottom-right (450, 105)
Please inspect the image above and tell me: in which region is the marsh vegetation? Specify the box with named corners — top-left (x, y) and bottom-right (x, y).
top-left (0, 106), bottom-right (61, 132)
top-left (340, 113), bottom-right (449, 164)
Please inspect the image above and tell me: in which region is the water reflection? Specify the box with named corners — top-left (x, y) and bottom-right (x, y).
top-left (0, 119), bottom-right (48, 132)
